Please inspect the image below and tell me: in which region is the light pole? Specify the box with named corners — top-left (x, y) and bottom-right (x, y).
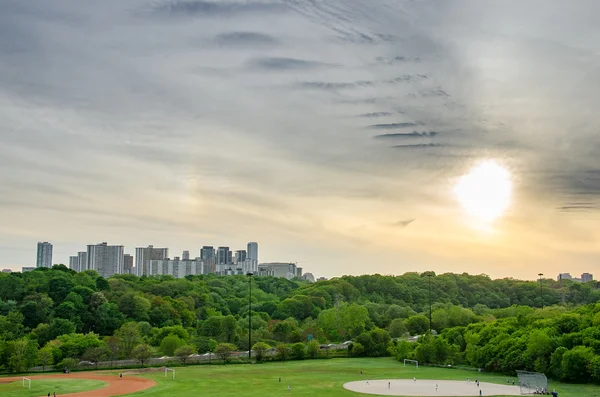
top-left (427, 273), bottom-right (433, 332)
top-left (247, 272), bottom-right (253, 361)
top-left (538, 273), bottom-right (544, 309)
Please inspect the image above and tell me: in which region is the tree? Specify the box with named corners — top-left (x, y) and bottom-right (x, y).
top-left (49, 318), bottom-right (76, 340)
top-left (276, 343), bottom-right (290, 362)
top-left (405, 315), bottom-right (430, 335)
top-left (118, 293), bottom-right (151, 321)
top-left (82, 346), bottom-right (109, 369)
top-left (132, 344), bottom-right (154, 367)
top-left (290, 343), bottom-right (306, 360)
top-left (350, 342), bottom-right (365, 357)
top-left (252, 342), bottom-right (271, 362)
top-left (307, 340), bottom-right (320, 359)
top-left (175, 345), bottom-right (196, 365)
top-left (561, 346), bottom-right (594, 382)
top-left (115, 322), bottom-right (142, 358)
top-left (8, 339), bottom-right (37, 373)
top-left (215, 343), bottom-right (236, 363)
top-left (160, 335), bottom-right (183, 356)
top-left (389, 318), bottom-right (407, 338)
top-left (105, 336), bottom-right (120, 365)
top-left (38, 346), bottom-right (54, 371)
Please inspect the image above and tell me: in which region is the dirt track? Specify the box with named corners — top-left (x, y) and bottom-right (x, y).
top-left (1, 372), bottom-right (156, 397)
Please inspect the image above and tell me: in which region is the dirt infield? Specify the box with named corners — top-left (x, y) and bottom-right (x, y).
top-left (344, 379), bottom-right (521, 396)
top-left (1, 372), bottom-right (156, 397)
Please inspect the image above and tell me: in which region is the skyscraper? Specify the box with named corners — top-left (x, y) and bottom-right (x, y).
top-left (135, 245), bottom-right (169, 277)
top-left (235, 250), bottom-right (247, 263)
top-left (77, 252), bottom-right (88, 272)
top-left (87, 242), bottom-right (124, 278)
top-left (200, 246), bottom-right (216, 274)
top-left (124, 254), bottom-right (134, 274)
top-left (36, 242), bottom-right (53, 268)
top-left (247, 242), bottom-right (258, 264)
top-left (182, 250), bottom-right (190, 260)
top-left (69, 256), bottom-right (79, 272)
top-left (582, 273), bottom-right (594, 283)
top-left (217, 246), bottom-right (232, 264)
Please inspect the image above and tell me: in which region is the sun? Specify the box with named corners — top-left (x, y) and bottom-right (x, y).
top-left (454, 159), bottom-right (512, 222)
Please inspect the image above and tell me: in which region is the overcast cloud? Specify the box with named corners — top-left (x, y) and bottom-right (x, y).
top-left (1, 0), bottom-right (599, 279)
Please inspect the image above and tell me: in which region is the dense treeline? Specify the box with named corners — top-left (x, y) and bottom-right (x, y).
top-left (0, 265), bottom-right (599, 382)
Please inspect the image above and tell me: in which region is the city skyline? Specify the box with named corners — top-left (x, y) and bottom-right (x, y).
top-left (1, 2), bottom-right (599, 279)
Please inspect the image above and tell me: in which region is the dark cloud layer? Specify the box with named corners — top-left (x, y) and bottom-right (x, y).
top-left (215, 31), bottom-right (280, 46)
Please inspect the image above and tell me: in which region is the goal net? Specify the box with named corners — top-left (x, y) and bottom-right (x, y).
top-left (516, 371), bottom-right (547, 395)
top-left (165, 367), bottom-right (175, 379)
top-left (403, 359), bottom-right (418, 369)
top-left (22, 377), bottom-right (31, 389)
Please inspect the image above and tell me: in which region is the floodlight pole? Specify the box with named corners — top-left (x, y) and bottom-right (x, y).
top-left (247, 272), bottom-right (253, 361)
top-left (427, 273), bottom-right (433, 332)
top-left (538, 273), bottom-right (544, 309)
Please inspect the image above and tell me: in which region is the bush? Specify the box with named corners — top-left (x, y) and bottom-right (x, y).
top-left (290, 343), bottom-right (306, 360)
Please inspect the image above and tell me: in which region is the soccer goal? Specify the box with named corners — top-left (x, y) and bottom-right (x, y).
top-left (165, 367), bottom-right (175, 379)
top-left (22, 377), bottom-right (31, 389)
top-left (403, 359), bottom-right (418, 369)
top-left (516, 370), bottom-right (547, 395)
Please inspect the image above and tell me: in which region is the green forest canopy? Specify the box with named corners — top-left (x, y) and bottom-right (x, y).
top-left (1, 266), bottom-right (600, 383)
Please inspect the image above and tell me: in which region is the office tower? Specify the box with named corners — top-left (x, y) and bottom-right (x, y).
top-left (36, 242), bottom-right (53, 268)
top-left (77, 252), bottom-right (88, 272)
top-left (69, 256), bottom-right (79, 272)
top-left (200, 246), bottom-right (215, 261)
top-left (123, 254), bottom-right (134, 274)
top-left (87, 242), bottom-right (124, 278)
top-left (247, 242), bottom-right (258, 264)
top-left (582, 273), bottom-right (594, 283)
top-left (182, 250), bottom-right (190, 260)
top-left (135, 245), bottom-right (168, 277)
top-left (235, 250), bottom-right (247, 263)
top-left (217, 247), bottom-right (232, 264)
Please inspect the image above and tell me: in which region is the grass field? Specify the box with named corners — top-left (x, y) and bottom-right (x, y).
top-left (127, 358), bottom-right (600, 397)
top-left (0, 378), bottom-right (107, 397)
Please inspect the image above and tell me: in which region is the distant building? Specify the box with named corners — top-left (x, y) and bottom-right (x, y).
top-left (317, 277), bottom-right (328, 282)
top-left (36, 242), bottom-right (53, 268)
top-left (123, 254), bottom-right (134, 274)
top-left (148, 258), bottom-right (204, 278)
top-left (77, 252), bottom-right (88, 272)
top-left (296, 267), bottom-right (303, 278)
top-left (217, 247), bottom-right (232, 265)
top-left (235, 250), bottom-right (247, 263)
top-left (87, 242), bottom-right (124, 278)
top-left (257, 262), bottom-right (301, 279)
top-left (237, 258), bottom-right (258, 274)
top-left (582, 273), bottom-right (594, 283)
top-left (557, 273), bottom-right (572, 282)
top-left (135, 245), bottom-right (168, 277)
top-left (22, 267), bottom-right (36, 273)
top-left (69, 256), bottom-right (80, 272)
top-left (247, 242), bottom-right (258, 263)
top-left (1, 269), bottom-right (12, 273)
top-left (182, 250), bottom-right (190, 260)
top-left (302, 272), bottom-right (315, 283)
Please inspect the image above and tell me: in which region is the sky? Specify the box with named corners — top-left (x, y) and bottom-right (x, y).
top-left (1, 0), bottom-right (599, 280)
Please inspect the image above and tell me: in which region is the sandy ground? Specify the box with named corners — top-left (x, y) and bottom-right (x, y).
top-left (1, 372), bottom-right (156, 397)
top-left (344, 379), bottom-right (521, 396)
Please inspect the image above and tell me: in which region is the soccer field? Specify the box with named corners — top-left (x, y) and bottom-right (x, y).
top-left (0, 378), bottom-right (106, 397)
top-left (128, 358), bottom-right (600, 397)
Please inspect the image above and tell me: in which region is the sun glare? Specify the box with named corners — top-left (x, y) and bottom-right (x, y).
top-left (454, 160), bottom-right (512, 222)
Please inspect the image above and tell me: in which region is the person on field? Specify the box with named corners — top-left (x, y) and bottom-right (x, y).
top-left (288, 385), bottom-right (291, 391)
top-left (388, 382), bottom-right (390, 389)
top-left (120, 373), bottom-right (123, 380)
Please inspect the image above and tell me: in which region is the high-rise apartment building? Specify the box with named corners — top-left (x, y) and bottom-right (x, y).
top-left (582, 273), bottom-right (594, 283)
top-left (77, 252), bottom-right (88, 272)
top-left (36, 242), bottom-right (53, 268)
top-left (87, 242), bottom-right (124, 278)
top-left (247, 242), bottom-right (258, 264)
top-left (217, 246), bottom-right (232, 264)
top-left (182, 250), bottom-right (190, 260)
top-left (235, 250), bottom-right (247, 263)
top-left (147, 258), bottom-right (204, 278)
top-left (124, 254), bottom-right (134, 274)
top-left (135, 245), bottom-right (168, 276)
top-left (257, 262), bottom-right (300, 280)
top-left (69, 256), bottom-right (79, 272)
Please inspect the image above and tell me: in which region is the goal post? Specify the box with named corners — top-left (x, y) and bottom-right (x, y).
top-left (403, 359), bottom-right (418, 369)
top-left (165, 367), bottom-right (175, 379)
top-left (22, 377), bottom-right (31, 389)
